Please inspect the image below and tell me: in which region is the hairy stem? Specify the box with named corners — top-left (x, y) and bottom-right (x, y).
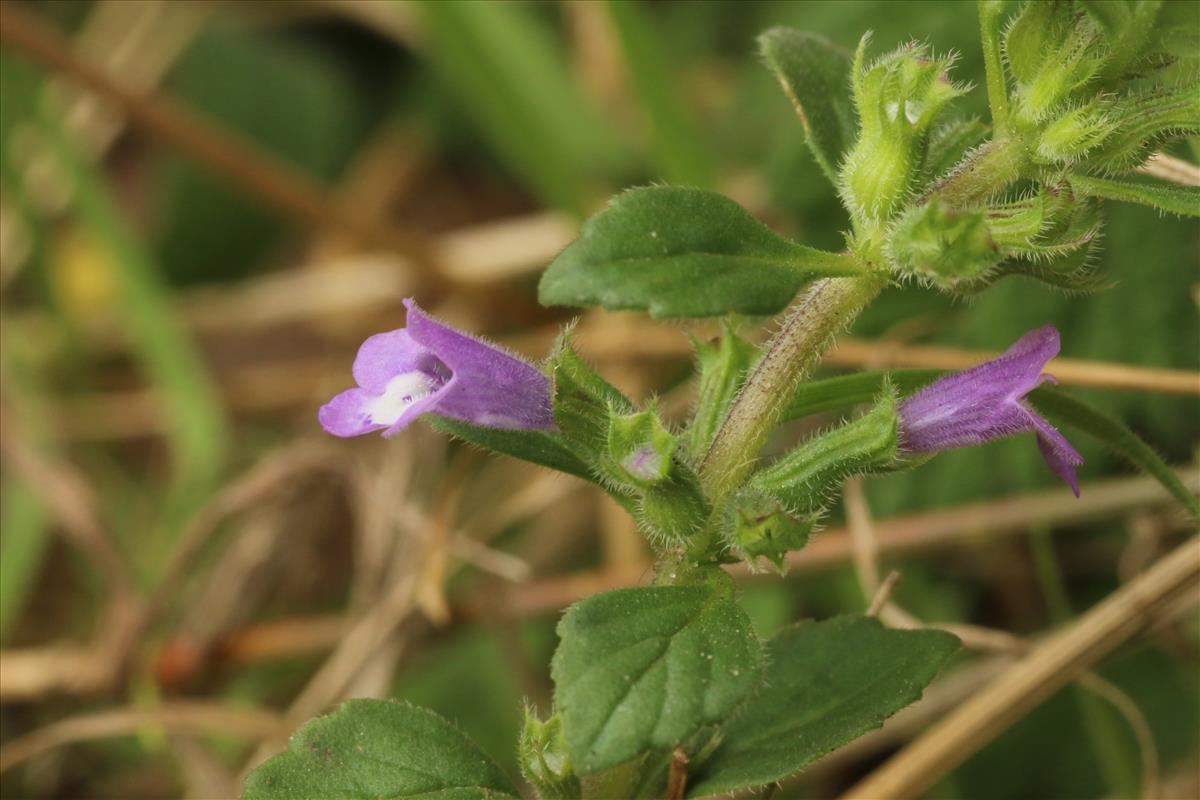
top-left (698, 275), bottom-right (885, 505)
top-left (978, 0), bottom-right (1010, 137)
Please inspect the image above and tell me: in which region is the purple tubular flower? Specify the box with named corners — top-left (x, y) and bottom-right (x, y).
top-left (319, 299), bottom-right (554, 437)
top-left (898, 325), bottom-right (1084, 496)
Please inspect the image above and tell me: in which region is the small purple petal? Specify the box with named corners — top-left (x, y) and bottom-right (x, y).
top-left (352, 329), bottom-right (447, 393)
top-left (319, 298), bottom-right (554, 437)
top-left (319, 388), bottom-right (389, 437)
top-left (1028, 410), bottom-right (1084, 497)
top-left (404, 299), bottom-right (554, 430)
top-left (898, 325), bottom-right (1083, 494)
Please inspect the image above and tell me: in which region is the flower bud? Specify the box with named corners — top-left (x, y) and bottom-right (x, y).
top-left (1005, 2), bottom-right (1107, 123)
top-left (725, 489), bottom-right (816, 571)
top-left (519, 708), bottom-right (580, 800)
top-left (607, 408), bottom-right (677, 488)
top-left (1083, 85), bottom-right (1200, 172)
top-left (887, 197), bottom-right (1001, 290)
top-left (840, 37), bottom-right (968, 220)
top-left (1034, 103), bottom-right (1116, 164)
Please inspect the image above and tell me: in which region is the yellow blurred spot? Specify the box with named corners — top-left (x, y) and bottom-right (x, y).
top-left (51, 224), bottom-right (119, 330)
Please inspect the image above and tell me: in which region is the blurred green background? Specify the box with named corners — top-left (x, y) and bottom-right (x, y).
top-left (0, 1), bottom-right (1196, 798)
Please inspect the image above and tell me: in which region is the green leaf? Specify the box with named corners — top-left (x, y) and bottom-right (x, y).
top-left (758, 28), bottom-right (856, 185)
top-left (538, 186), bottom-right (861, 318)
top-left (427, 416), bottom-right (593, 482)
top-left (688, 615), bottom-right (959, 797)
top-left (1028, 385), bottom-right (1200, 518)
top-left (552, 582), bottom-right (764, 774)
top-left (1069, 173), bottom-right (1200, 218)
top-left (0, 481), bottom-right (48, 641)
top-left (783, 369), bottom-right (942, 420)
top-left (242, 699), bottom-right (521, 799)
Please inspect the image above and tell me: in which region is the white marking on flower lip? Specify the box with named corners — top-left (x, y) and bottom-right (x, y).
top-left (365, 371), bottom-right (440, 426)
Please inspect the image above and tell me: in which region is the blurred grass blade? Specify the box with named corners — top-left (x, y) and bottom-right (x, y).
top-left (418, 0), bottom-right (626, 216)
top-left (1070, 173), bottom-right (1200, 217)
top-left (0, 322), bottom-right (58, 642)
top-left (40, 99), bottom-right (227, 530)
top-left (783, 369), bottom-right (942, 420)
top-left (605, 0), bottom-right (712, 186)
top-left (0, 481), bottom-right (49, 641)
top-left (1029, 385), bottom-right (1200, 518)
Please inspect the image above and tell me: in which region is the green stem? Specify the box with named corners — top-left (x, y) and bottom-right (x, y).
top-left (697, 274), bottom-right (885, 506)
top-left (978, 0), bottom-right (1010, 137)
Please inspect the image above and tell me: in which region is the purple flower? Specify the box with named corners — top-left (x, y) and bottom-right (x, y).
top-left (898, 325), bottom-right (1084, 495)
top-left (319, 299), bottom-right (554, 437)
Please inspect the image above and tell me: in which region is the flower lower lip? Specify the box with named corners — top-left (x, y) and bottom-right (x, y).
top-left (365, 371), bottom-right (443, 426)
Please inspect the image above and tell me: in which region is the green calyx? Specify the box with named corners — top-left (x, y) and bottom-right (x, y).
top-left (607, 407), bottom-right (712, 544)
top-left (725, 490), bottom-right (816, 571)
top-left (638, 465), bottom-right (711, 546)
top-left (548, 331), bottom-right (635, 464)
top-left (608, 407), bottom-right (677, 488)
top-left (887, 186), bottom-right (1103, 294)
top-left (1033, 102), bottom-right (1116, 165)
top-left (519, 709), bottom-right (581, 800)
top-left (840, 36), bottom-right (968, 221)
top-left (750, 387), bottom-right (901, 515)
top-left (887, 197), bottom-right (1001, 290)
top-left (708, 387), bottom-right (901, 570)
top-left (689, 325), bottom-right (759, 459)
top-left (547, 331), bottom-right (712, 549)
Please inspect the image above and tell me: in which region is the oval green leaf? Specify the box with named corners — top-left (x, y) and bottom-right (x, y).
top-left (243, 699), bottom-right (521, 800)
top-left (688, 615), bottom-right (959, 797)
top-left (551, 583), bottom-right (764, 774)
top-left (538, 186), bottom-right (861, 318)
